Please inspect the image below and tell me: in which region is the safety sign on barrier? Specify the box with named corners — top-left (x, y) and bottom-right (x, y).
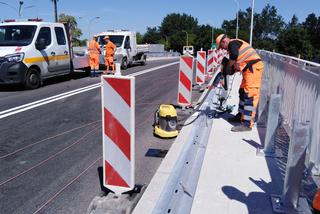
top-left (178, 55), bottom-right (194, 106)
top-left (207, 49), bottom-right (214, 74)
top-left (196, 50), bottom-right (206, 85)
top-left (101, 75), bottom-right (135, 194)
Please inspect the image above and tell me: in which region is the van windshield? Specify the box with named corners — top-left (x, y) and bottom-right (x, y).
top-left (97, 35), bottom-right (124, 47)
top-left (0, 25), bottom-right (37, 46)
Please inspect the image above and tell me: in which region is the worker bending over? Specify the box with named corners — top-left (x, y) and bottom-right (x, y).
top-left (88, 35), bottom-right (101, 77)
top-left (216, 34), bottom-right (264, 132)
top-left (103, 36), bottom-right (116, 74)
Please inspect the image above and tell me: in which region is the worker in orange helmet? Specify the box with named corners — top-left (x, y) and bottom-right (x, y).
top-left (216, 34), bottom-right (264, 132)
top-left (88, 35), bottom-right (101, 77)
top-left (103, 35), bottom-right (116, 74)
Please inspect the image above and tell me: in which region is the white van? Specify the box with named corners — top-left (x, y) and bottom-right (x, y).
top-left (0, 19), bottom-right (89, 89)
top-left (96, 30), bottom-right (147, 69)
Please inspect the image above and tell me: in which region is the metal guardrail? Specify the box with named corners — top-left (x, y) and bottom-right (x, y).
top-left (152, 89), bottom-right (216, 214)
top-left (257, 50), bottom-right (320, 176)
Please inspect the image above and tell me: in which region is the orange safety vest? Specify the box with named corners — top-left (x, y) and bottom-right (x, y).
top-left (230, 39), bottom-right (261, 72)
top-left (105, 41), bottom-right (116, 57)
top-left (88, 40), bottom-right (100, 56)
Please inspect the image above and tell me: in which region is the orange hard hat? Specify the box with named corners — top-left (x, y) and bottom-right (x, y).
top-left (103, 35), bottom-right (110, 40)
top-left (216, 34), bottom-right (227, 49)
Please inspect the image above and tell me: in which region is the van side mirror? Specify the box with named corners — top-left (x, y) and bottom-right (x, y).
top-left (36, 38), bottom-right (46, 50)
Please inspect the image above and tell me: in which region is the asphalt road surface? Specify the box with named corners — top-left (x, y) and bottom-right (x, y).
top-left (0, 59), bottom-right (200, 214)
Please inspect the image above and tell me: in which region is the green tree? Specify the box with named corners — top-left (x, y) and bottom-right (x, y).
top-left (303, 13), bottom-right (320, 58)
top-left (58, 13), bottom-right (84, 46)
top-left (221, 4), bottom-right (285, 50)
top-left (277, 27), bottom-right (313, 60)
top-left (136, 32), bottom-right (143, 44)
top-left (142, 27), bottom-right (162, 44)
top-left (194, 24), bottom-right (212, 51)
top-left (159, 13), bottom-right (199, 52)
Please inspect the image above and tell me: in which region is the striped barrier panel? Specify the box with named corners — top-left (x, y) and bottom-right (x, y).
top-left (101, 75), bottom-right (135, 195)
top-left (196, 51), bottom-right (206, 85)
top-left (178, 55), bottom-right (194, 107)
top-left (207, 49), bottom-right (214, 74)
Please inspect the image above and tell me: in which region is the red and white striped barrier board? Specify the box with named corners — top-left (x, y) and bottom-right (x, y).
top-left (178, 55), bottom-right (194, 106)
top-left (196, 51), bottom-right (206, 85)
top-left (101, 75), bottom-right (135, 194)
top-left (212, 48), bottom-right (229, 74)
top-left (207, 49), bottom-right (214, 74)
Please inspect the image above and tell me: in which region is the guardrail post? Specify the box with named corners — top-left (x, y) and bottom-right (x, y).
top-left (257, 66), bottom-right (269, 127)
top-left (257, 94), bottom-right (283, 158)
top-left (270, 121), bottom-right (312, 214)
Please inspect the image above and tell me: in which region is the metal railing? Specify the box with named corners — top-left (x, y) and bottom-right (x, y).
top-left (258, 50), bottom-right (320, 176)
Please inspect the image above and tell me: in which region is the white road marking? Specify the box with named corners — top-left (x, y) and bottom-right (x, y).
top-left (0, 61), bottom-right (179, 119)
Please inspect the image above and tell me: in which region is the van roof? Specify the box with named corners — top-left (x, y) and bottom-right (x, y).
top-left (97, 30), bottom-right (136, 36)
top-left (0, 21), bottom-right (64, 27)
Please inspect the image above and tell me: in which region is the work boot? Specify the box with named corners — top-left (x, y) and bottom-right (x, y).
top-left (231, 125), bottom-right (252, 132)
top-left (228, 113), bottom-right (242, 123)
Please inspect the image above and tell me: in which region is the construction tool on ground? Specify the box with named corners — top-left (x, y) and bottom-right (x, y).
top-left (153, 104), bottom-right (179, 138)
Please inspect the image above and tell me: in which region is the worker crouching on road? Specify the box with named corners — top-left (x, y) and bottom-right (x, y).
top-left (216, 34), bottom-right (264, 132)
top-left (103, 35), bottom-right (116, 74)
top-left (88, 35), bottom-right (101, 77)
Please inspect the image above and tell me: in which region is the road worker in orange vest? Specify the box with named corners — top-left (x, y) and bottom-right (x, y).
top-left (103, 35), bottom-right (116, 74)
top-left (216, 34), bottom-right (264, 132)
top-left (88, 35), bottom-right (101, 77)
top-left (314, 188), bottom-right (320, 213)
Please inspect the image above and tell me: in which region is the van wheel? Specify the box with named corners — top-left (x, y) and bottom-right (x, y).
top-left (121, 58), bottom-right (128, 70)
top-left (25, 68), bottom-right (41, 89)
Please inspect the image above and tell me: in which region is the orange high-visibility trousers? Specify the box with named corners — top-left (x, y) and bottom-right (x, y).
top-left (238, 61), bottom-right (264, 128)
top-left (89, 55), bottom-right (99, 70)
top-left (105, 56), bottom-right (115, 71)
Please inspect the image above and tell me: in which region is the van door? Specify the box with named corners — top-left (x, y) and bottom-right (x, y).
top-left (124, 36), bottom-right (134, 63)
top-left (35, 26), bottom-right (57, 74)
top-left (54, 26), bottom-right (70, 74)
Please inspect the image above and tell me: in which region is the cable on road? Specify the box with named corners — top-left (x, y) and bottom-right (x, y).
top-left (32, 156), bottom-right (102, 214)
top-left (0, 125), bottom-right (101, 187)
top-left (0, 120), bottom-right (101, 159)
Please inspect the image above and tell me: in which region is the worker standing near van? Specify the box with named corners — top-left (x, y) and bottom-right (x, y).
top-left (216, 34), bottom-right (264, 132)
top-left (103, 35), bottom-right (116, 74)
top-left (88, 35), bottom-right (101, 77)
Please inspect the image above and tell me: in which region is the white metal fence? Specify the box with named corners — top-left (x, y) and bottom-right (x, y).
top-left (258, 50), bottom-right (320, 175)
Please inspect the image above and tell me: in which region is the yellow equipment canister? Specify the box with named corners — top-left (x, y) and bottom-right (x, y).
top-left (154, 104), bottom-right (178, 138)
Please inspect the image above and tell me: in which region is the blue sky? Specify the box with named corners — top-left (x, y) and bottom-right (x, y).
top-left (0, 0), bottom-right (319, 39)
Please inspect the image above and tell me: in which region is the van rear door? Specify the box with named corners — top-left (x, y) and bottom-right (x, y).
top-left (53, 26), bottom-right (70, 73)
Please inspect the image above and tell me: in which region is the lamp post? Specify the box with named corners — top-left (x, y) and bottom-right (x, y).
top-left (249, 0), bottom-right (255, 46)
top-left (0, 1), bottom-right (18, 17)
top-left (234, 0), bottom-right (239, 39)
top-left (79, 16), bottom-right (100, 40)
top-left (182, 30), bottom-right (188, 46)
top-left (164, 35), bottom-right (168, 50)
top-left (0, 1), bottom-right (35, 18)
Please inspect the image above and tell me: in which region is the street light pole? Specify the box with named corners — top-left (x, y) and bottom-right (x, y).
top-left (182, 30), bottom-right (188, 46)
top-left (0, 1), bottom-right (35, 18)
top-left (249, 0), bottom-right (255, 46)
top-left (0, 1), bottom-right (19, 17)
top-left (18, 1), bottom-right (23, 18)
top-left (79, 16), bottom-right (100, 40)
top-left (234, 0), bottom-right (239, 39)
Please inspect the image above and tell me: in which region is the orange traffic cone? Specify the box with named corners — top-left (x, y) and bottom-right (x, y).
top-left (313, 188), bottom-right (320, 213)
